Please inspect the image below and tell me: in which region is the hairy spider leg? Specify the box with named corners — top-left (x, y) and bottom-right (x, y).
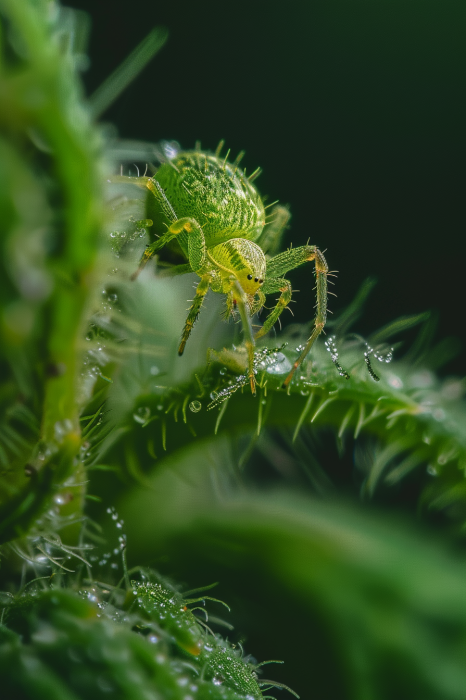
top-left (179, 274), bottom-right (211, 355)
top-left (282, 246), bottom-right (327, 387)
top-left (151, 260), bottom-right (257, 396)
top-left (130, 215), bottom-right (206, 280)
top-left (131, 178), bottom-right (206, 280)
top-left (252, 244), bottom-right (328, 385)
top-left (230, 279), bottom-right (257, 395)
top-left (254, 276), bottom-right (292, 339)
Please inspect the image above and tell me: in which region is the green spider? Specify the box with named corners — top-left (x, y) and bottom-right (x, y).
top-left (131, 142), bottom-right (329, 394)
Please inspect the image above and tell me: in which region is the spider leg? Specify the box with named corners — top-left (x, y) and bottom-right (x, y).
top-left (249, 289), bottom-right (266, 317)
top-left (179, 274), bottom-right (212, 355)
top-left (258, 245), bottom-right (328, 386)
top-left (131, 215), bottom-right (206, 280)
top-left (283, 248), bottom-right (327, 387)
top-left (132, 178), bottom-right (207, 279)
top-left (230, 279), bottom-right (257, 395)
top-left (254, 277), bottom-right (292, 340)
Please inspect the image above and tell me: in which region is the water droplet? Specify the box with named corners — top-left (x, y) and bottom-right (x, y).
top-left (133, 406), bottom-right (151, 424)
top-left (210, 391), bottom-right (219, 401)
top-left (265, 352), bottom-right (292, 375)
top-left (189, 400), bottom-right (202, 413)
top-left (150, 366), bottom-right (160, 376)
top-left (427, 464), bottom-right (438, 476)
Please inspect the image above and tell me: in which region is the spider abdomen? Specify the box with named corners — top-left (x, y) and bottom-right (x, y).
top-left (154, 151), bottom-right (266, 253)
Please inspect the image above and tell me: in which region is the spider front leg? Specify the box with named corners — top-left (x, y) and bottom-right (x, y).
top-left (257, 245), bottom-right (328, 387)
top-left (131, 215), bottom-right (205, 280)
top-left (228, 279), bottom-right (258, 395)
top-left (131, 178), bottom-right (206, 280)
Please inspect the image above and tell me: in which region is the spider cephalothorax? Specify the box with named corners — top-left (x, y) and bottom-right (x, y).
top-left (132, 142), bottom-right (328, 394)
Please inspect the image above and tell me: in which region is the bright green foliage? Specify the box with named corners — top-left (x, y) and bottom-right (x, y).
top-left (1, 2), bottom-right (466, 700)
top-left (0, 0), bottom-right (104, 544)
top-left (132, 579), bottom-right (203, 655)
top-left (201, 640), bottom-right (298, 700)
top-left (132, 577), bottom-right (228, 657)
top-left (204, 645), bottom-right (265, 699)
top-left (0, 588), bottom-right (245, 700)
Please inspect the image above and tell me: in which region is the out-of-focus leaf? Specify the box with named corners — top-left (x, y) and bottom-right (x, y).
top-left (119, 439), bottom-right (466, 700)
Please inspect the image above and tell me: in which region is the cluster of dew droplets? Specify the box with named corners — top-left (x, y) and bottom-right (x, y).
top-left (109, 216), bottom-right (152, 256)
top-left (107, 506), bottom-right (127, 559)
top-left (79, 317), bottom-right (114, 403)
top-left (100, 287), bottom-right (121, 315)
top-left (207, 377), bottom-right (246, 410)
top-left (77, 584), bottom-right (108, 616)
top-left (324, 336), bottom-right (350, 379)
top-left (255, 345), bottom-right (292, 376)
top-left (364, 342), bottom-right (394, 382)
top-left (208, 346), bottom-right (294, 410)
top-left (86, 506), bottom-right (126, 574)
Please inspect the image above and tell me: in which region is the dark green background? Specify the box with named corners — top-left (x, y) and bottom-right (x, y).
top-left (72, 0), bottom-right (465, 370)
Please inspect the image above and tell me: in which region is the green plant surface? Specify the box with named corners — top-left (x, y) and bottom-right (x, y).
top-left (1, 2), bottom-right (466, 700)
top-left (117, 444), bottom-right (466, 700)
top-left (0, 0), bottom-right (104, 543)
top-left (87, 270), bottom-right (466, 525)
top-left (0, 587), bottom-right (247, 700)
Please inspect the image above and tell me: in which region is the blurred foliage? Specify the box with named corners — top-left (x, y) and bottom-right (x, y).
top-left (1, 1), bottom-right (466, 699)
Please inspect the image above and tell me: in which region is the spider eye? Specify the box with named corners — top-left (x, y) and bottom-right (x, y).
top-left (247, 274), bottom-right (253, 280)
top-left (254, 277), bottom-right (258, 283)
top-left (259, 279), bottom-right (263, 284)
